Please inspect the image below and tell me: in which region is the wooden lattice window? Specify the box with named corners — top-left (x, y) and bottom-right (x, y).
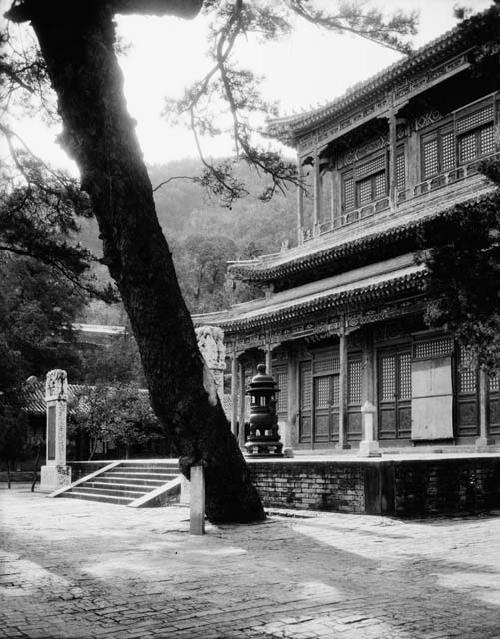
top-left (380, 355), bottom-right (396, 401)
top-left (421, 125), bottom-right (455, 179)
top-left (396, 150), bottom-right (406, 190)
top-left (413, 337), bottom-right (453, 359)
top-left (458, 124), bottom-right (495, 164)
top-left (313, 356), bottom-right (339, 375)
top-left (277, 371), bottom-right (288, 413)
top-left (489, 373), bottom-right (499, 392)
top-left (342, 154), bottom-right (387, 212)
top-left (315, 376), bottom-right (331, 409)
top-left (300, 361), bottom-right (312, 410)
top-left (342, 174), bottom-right (355, 211)
top-left (458, 346), bottom-right (477, 394)
top-left (399, 353), bottom-right (411, 400)
top-left (348, 359), bottom-right (362, 404)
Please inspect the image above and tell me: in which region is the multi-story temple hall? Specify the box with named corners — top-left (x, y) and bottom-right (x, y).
top-left (195, 11), bottom-right (500, 457)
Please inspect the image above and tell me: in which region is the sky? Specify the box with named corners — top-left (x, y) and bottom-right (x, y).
top-left (2, 0), bottom-right (493, 171)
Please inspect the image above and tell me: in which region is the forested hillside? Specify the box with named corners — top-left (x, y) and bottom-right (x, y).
top-left (78, 158), bottom-right (296, 323)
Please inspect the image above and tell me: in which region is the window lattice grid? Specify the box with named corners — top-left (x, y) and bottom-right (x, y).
top-left (381, 356), bottom-right (396, 401)
top-left (374, 171), bottom-right (387, 199)
top-left (343, 176), bottom-right (354, 211)
top-left (399, 353), bottom-right (411, 400)
top-left (315, 376), bottom-right (331, 409)
top-left (414, 337), bottom-right (453, 359)
top-left (300, 362), bottom-right (312, 410)
top-left (357, 176), bottom-right (373, 206)
top-left (396, 153), bottom-right (406, 190)
top-left (355, 155), bottom-right (386, 179)
top-left (456, 104), bottom-right (494, 134)
top-left (313, 357), bottom-right (340, 375)
top-left (479, 124), bottom-right (495, 156)
top-left (332, 374), bottom-right (340, 406)
top-left (489, 374), bottom-right (499, 392)
top-left (422, 138), bottom-right (439, 178)
top-left (277, 372), bottom-right (288, 413)
top-left (458, 131), bottom-right (478, 164)
top-left (458, 345), bottom-right (477, 394)
top-left (459, 368), bottom-right (477, 394)
top-left (348, 360), bottom-right (362, 405)
top-left (441, 131), bottom-right (456, 171)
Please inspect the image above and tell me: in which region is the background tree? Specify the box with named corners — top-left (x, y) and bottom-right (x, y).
top-left (4, 0), bottom-right (417, 523)
top-left (0, 400), bottom-right (28, 488)
top-left (69, 384), bottom-right (163, 460)
top-left (420, 158), bottom-right (500, 374)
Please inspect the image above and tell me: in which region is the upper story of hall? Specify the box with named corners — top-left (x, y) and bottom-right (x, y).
top-left (229, 7), bottom-right (500, 292)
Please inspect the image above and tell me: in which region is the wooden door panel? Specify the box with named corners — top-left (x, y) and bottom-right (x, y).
top-left (379, 407), bottom-right (397, 439)
top-left (378, 347), bottom-right (411, 440)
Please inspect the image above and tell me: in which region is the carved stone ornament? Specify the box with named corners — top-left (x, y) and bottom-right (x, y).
top-left (45, 369), bottom-right (68, 401)
top-left (196, 325), bottom-right (226, 371)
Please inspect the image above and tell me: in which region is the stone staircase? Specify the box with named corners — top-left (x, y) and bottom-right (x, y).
top-left (53, 460), bottom-right (181, 507)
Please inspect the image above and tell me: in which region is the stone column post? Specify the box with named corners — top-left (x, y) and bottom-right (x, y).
top-left (230, 351), bottom-right (238, 437)
top-left (196, 326), bottom-right (226, 401)
top-left (476, 370), bottom-right (493, 450)
top-left (337, 331), bottom-right (349, 449)
top-left (285, 350), bottom-right (298, 457)
top-left (359, 401), bottom-right (381, 457)
top-left (238, 361), bottom-right (247, 450)
top-left (313, 151), bottom-right (321, 236)
top-left (40, 369), bottom-right (72, 491)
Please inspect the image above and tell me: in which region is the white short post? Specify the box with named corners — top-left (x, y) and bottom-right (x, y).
top-left (190, 464), bottom-right (205, 535)
top-left (40, 369), bottom-right (72, 491)
top-left (359, 401), bottom-right (381, 457)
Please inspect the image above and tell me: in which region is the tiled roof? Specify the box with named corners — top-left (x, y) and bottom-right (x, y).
top-left (266, 8), bottom-right (491, 141)
top-left (228, 176), bottom-right (495, 283)
top-left (194, 256), bottom-right (427, 331)
top-left (17, 381), bottom-right (87, 416)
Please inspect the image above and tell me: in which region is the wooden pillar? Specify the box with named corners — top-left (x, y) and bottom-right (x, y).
top-left (286, 350), bottom-right (298, 453)
top-left (337, 330), bottom-right (349, 449)
top-left (265, 345), bottom-right (272, 375)
top-left (230, 352), bottom-right (238, 437)
top-left (388, 109), bottom-right (397, 209)
top-left (313, 151), bottom-right (321, 236)
top-left (361, 330), bottom-right (376, 422)
top-left (297, 158), bottom-right (304, 245)
top-left (238, 361), bottom-right (246, 449)
top-left (476, 370), bottom-right (492, 449)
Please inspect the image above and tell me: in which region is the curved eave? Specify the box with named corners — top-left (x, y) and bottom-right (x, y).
top-left (195, 265), bottom-right (427, 333)
top-left (266, 9), bottom-right (490, 143)
top-left (228, 182), bottom-right (497, 284)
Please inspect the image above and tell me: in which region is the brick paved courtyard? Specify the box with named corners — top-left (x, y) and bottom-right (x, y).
top-left (1, 485), bottom-right (500, 639)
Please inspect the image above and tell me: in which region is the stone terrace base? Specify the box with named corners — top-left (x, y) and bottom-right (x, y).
top-left (247, 454), bottom-right (500, 517)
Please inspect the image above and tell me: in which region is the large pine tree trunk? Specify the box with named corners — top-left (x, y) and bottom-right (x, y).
top-left (10, 1), bottom-right (264, 523)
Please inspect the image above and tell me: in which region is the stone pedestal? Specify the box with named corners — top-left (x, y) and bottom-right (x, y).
top-left (189, 465), bottom-right (205, 535)
top-left (40, 369), bottom-right (72, 492)
top-left (359, 401), bottom-right (381, 458)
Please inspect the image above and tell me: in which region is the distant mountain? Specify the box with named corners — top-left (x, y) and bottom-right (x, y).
top-left (76, 157), bottom-right (296, 323)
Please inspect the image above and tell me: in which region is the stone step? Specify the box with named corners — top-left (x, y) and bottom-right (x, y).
top-left (119, 463), bottom-right (178, 470)
top-left (72, 486), bottom-right (147, 499)
top-left (87, 481), bottom-right (157, 492)
top-left (104, 470), bottom-right (177, 480)
top-left (58, 491), bottom-right (133, 505)
top-left (94, 476), bottom-right (168, 487)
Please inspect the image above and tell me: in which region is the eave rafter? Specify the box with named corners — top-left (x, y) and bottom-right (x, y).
top-left (218, 270), bottom-right (427, 332)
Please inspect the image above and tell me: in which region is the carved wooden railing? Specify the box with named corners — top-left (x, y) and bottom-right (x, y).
top-left (298, 151), bottom-right (500, 244)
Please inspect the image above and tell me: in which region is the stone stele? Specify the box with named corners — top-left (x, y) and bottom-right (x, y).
top-left (40, 369), bottom-right (72, 492)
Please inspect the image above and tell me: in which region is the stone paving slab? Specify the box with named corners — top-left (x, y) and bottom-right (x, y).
top-left (1, 484), bottom-right (500, 638)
